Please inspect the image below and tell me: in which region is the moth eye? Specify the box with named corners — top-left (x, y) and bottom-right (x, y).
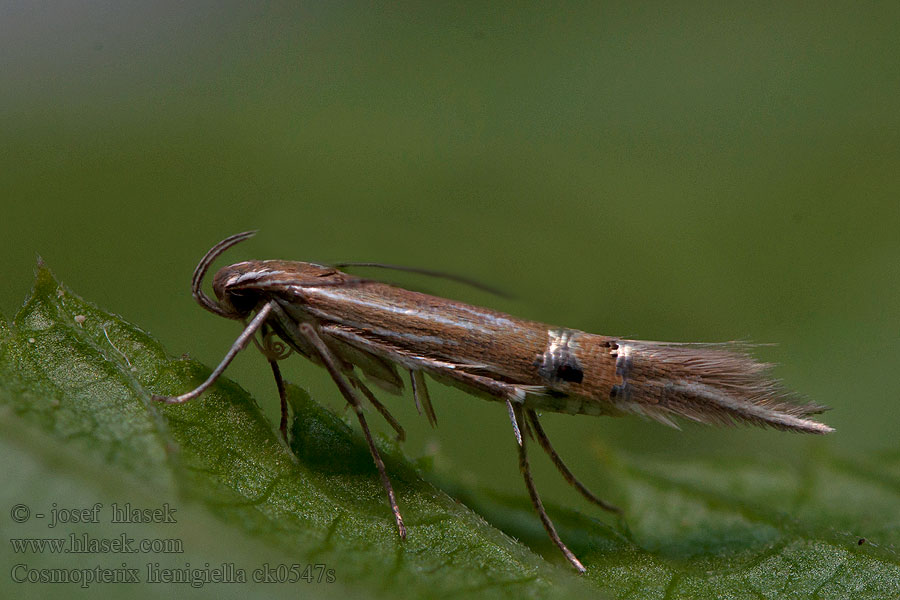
top-left (227, 292), bottom-right (258, 315)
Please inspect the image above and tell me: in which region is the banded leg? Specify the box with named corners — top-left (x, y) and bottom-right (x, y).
top-left (153, 302), bottom-right (275, 404)
top-left (525, 409), bottom-right (621, 514)
top-left (410, 370), bottom-right (438, 427)
top-left (507, 400), bottom-right (586, 573)
top-left (297, 322), bottom-right (407, 540)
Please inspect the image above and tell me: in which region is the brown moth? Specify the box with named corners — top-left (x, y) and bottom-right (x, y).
top-left (154, 231), bottom-right (832, 572)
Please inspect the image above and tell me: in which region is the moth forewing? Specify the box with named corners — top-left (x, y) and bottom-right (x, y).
top-left (154, 231), bottom-right (833, 574)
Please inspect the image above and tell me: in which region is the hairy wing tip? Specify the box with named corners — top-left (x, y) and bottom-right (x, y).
top-left (786, 417), bottom-right (834, 434)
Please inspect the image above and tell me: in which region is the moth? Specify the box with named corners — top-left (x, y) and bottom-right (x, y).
top-left (154, 231), bottom-right (833, 572)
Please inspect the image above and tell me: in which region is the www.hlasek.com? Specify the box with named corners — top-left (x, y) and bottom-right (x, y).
top-left (10, 563), bottom-right (336, 588)
top-left (10, 533), bottom-right (183, 554)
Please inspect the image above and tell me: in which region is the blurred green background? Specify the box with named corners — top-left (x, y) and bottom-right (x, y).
top-left (2, 0), bottom-right (898, 545)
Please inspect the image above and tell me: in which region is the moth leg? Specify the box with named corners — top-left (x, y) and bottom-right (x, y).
top-left (249, 323), bottom-right (293, 442)
top-left (508, 400), bottom-right (586, 573)
top-left (268, 358), bottom-right (289, 441)
top-left (424, 367), bottom-right (537, 402)
top-left (525, 409), bottom-right (621, 514)
top-left (410, 370), bottom-right (438, 427)
top-left (153, 302), bottom-right (275, 404)
top-left (297, 322), bottom-right (407, 540)
top-left (348, 374), bottom-right (406, 442)
top-left (403, 366), bottom-right (584, 569)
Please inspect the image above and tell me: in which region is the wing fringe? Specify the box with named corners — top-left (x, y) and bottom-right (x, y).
top-left (615, 341), bottom-right (833, 434)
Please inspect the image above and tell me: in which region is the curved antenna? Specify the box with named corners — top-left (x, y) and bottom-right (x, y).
top-left (332, 262), bottom-right (512, 299)
top-left (191, 230), bottom-right (257, 318)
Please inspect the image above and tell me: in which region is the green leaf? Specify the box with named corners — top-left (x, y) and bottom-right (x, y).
top-left (1, 264), bottom-right (898, 599)
top-left (1, 264), bottom-right (587, 599)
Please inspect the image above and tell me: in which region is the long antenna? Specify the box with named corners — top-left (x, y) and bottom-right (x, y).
top-left (333, 262), bottom-right (512, 299)
top-left (191, 230), bottom-right (257, 318)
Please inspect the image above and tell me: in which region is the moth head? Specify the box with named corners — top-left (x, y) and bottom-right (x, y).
top-left (210, 260), bottom-right (344, 318)
top-left (190, 231), bottom-right (346, 320)
top-left (210, 263), bottom-right (264, 318)
top-left (190, 231), bottom-right (259, 320)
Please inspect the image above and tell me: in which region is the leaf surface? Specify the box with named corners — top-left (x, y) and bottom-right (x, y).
top-left (1, 265), bottom-right (897, 599)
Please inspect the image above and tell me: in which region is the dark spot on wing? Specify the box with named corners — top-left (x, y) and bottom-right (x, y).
top-left (555, 362), bottom-right (584, 383)
top-left (536, 329), bottom-right (584, 385)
